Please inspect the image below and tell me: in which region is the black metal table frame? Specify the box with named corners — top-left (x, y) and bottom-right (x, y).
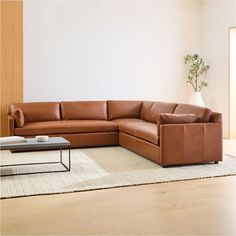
top-left (0, 147), bottom-right (71, 177)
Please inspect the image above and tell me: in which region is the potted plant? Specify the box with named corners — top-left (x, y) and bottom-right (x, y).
top-left (185, 53), bottom-right (209, 107)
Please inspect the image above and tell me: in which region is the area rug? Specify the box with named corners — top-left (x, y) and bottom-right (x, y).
top-left (0, 147), bottom-right (236, 199)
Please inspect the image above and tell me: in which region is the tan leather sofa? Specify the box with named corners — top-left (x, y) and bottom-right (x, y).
top-left (8, 100), bottom-right (222, 167)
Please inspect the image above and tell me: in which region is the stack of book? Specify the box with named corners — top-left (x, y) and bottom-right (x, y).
top-left (0, 136), bottom-right (26, 145)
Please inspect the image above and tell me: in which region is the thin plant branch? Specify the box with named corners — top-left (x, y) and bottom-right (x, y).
top-left (185, 54), bottom-right (209, 92)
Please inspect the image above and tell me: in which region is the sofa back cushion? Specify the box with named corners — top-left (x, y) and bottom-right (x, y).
top-left (9, 102), bottom-right (61, 123)
top-left (61, 101), bottom-right (107, 120)
top-left (140, 101), bottom-right (177, 123)
top-left (174, 104), bottom-right (211, 122)
top-left (107, 100), bottom-right (143, 120)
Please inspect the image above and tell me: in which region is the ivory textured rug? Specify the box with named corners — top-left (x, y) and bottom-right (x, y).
top-left (0, 147), bottom-right (236, 199)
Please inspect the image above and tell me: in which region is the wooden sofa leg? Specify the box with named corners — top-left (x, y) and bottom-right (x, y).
top-left (214, 161), bottom-right (218, 164)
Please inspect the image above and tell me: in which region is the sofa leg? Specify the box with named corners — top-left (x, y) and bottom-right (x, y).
top-left (214, 161), bottom-right (218, 164)
top-left (162, 165), bottom-right (168, 168)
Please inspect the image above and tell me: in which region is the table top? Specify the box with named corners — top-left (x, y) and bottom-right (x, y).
top-left (0, 137), bottom-right (70, 150)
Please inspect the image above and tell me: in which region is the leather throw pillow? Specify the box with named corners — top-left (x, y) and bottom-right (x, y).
top-left (11, 108), bottom-right (25, 128)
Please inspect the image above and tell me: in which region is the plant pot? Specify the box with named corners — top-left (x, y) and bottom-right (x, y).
top-left (189, 92), bottom-right (205, 107)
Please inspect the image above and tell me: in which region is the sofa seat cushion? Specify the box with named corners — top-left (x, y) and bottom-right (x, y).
top-left (111, 118), bottom-right (142, 125)
top-left (14, 120), bottom-right (118, 136)
top-left (113, 119), bottom-right (158, 145)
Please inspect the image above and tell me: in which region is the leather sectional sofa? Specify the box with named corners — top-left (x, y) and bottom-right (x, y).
top-left (8, 100), bottom-right (222, 167)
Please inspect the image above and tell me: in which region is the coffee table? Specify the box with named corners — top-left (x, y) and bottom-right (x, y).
top-left (0, 137), bottom-right (71, 177)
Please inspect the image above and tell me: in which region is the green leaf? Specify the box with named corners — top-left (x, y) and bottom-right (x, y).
top-left (184, 53), bottom-right (209, 91)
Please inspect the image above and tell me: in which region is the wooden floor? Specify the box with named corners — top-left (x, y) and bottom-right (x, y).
top-left (1, 140), bottom-right (236, 236)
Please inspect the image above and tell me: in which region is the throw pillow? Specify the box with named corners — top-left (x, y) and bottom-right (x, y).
top-left (11, 108), bottom-right (25, 128)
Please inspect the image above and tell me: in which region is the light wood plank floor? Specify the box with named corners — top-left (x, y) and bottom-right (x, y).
top-left (1, 140), bottom-right (236, 236)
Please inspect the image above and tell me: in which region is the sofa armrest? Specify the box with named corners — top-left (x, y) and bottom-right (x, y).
top-left (160, 123), bottom-right (222, 166)
top-left (8, 114), bottom-right (15, 136)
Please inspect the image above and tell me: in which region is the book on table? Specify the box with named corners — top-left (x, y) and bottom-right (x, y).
top-left (0, 136), bottom-right (26, 145)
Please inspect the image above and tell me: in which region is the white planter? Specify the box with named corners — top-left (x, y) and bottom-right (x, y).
top-left (189, 92), bottom-right (205, 107)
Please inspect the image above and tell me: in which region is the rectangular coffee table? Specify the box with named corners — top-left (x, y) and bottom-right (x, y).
top-left (0, 137), bottom-right (71, 177)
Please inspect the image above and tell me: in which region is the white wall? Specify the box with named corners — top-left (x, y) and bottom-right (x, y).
top-left (200, 1), bottom-right (236, 137)
top-left (230, 28), bottom-right (236, 138)
top-left (24, 1), bottom-right (235, 137)
top-left (24, 0), bottom-right (201, 103)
